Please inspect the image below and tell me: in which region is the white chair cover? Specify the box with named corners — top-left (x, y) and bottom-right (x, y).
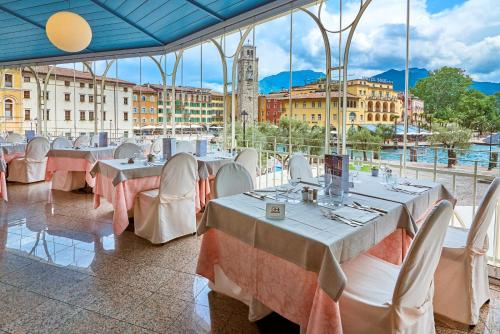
top-left (52, 137), bottom-right (73, 149)
top-left (114, 143), bottom-right (143, 159)
top-left (0, 136), bottom-right (5, 144)
top-left (214, 162), bottom-right (254, 198)
top-left (340, 200), bottom-right (453, 334)
top-left (434, 177), bottom-right (500, 325)
top-left (134, 153), bottom-right (198, 244)
top-left (74, 135), bottom-right (90, 148)
top-left (149, 139), bottom-right (163, 155)
top-left (289, 154), bottom-right (313, 180)
top-left (176, 140), bottom-right (195, 154)
top-left (6, 133), bottom-right (24, 143)
top-left (90, 135), bottom-right (99, 147)
top-left (235, 148), bottom-right (258, 187)
top-left (8, 137), bottom-right (50, 183)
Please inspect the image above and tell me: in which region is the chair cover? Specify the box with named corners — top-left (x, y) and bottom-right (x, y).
top-left (0, 136), bottom-right (5, 144)
top-left (52, 137), bottom-right (73, 149)
top-left (340, 200), bottom-right (453, 334)
top-left (123, 137), bottom-right (137, 144)
top-left (235, 148), bottom-right (258, 187)
top-left (113, 143), bottom-right (143, 159)
top-left (149, 139), bottom-right (163, 155)
top-left (434, 177), bottom-right (500, 325)
top-left (74, 135), bottom-right (90, 147)
top-left (6, 133), bottom-right (24, 143)
top-left (8, 137), bottom-right (50, 183)
top-left (90, 135), bottom-right (99, 147)
top-left (289, 154), bottom-right (313, 180)
top-left (176, 140), bottom-right (196, 154)
top-left (134, 153), bottom-right (198, 244)
top-left (214, 162), bottom-right (254, 198)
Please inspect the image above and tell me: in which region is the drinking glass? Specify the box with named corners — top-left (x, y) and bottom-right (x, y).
top-left (329, 186), bottom-right (344, 209)
top-left (287, 176), bottom-right (301, 203)
top-left (353, 157), bottom-right (362, 183)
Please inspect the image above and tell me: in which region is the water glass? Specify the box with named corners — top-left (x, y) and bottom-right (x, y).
top-left (329, 185), bottom-right (344, 209)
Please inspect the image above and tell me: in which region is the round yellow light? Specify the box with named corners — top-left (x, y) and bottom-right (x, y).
top-left (46, 11), bottom-right (92, 52)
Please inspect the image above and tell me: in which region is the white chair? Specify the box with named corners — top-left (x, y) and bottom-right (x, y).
top-left (74, 135), bottom-right (90, 148)
top-left (214, 162), bottom-right (254, 198)
top-left (149, 139), bottom-right (163, 156)
top-left (0, 136), bottom-right (5, 144)
top-left (339, 200), bottom-right (453, 334)
top-left (113, 143), bottom-right (143, 159)
top-left (134, 153), bottom-right (198, 244)
top-left (289, 154), bottom-right (313, 180)
top-left (434, 177), bottom-right (500, 325)
top-left (123, 137), bottom-right (137, 144)
top-left (6, 133), bottom-right (24, 143)
top-left (235, 148), bottom-right (258, 187)
top-left (176, 140), bottom-right (195, 154)
top-left (8, 137), bottom-right (50, 183)
top-left (51, 137), bottom-right (73, 149)
top-left (90, 134), bottom-right (99, 147)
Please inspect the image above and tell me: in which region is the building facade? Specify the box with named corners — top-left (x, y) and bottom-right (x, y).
top-left (21, 66), bottom-right (135, 139)
top-left (0, 68), bottom-right (24, 134)
top-left (237, 45), bottom-right (259, 122)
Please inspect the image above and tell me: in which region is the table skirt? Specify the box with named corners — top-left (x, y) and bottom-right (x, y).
top-left (197, 228), bottom-right (343, 334)
top-left (45, 157), bottom-right (95, 187)
top-left (0, 172), bottom-right (7, 201)
top-left (94, 174), bottom-right (212, 235)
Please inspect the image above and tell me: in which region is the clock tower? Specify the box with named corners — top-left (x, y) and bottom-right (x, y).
top-left (237, 44), bottom-right (259, 122)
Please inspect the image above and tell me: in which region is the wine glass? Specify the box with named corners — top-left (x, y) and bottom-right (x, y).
top-left (287, 176), bottom-right (301, 203)
top-left (353, 157), bottom-right (362, 182)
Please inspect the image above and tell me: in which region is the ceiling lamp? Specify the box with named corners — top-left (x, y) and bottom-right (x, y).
top-left (46, 11), bottom-right (92, 52)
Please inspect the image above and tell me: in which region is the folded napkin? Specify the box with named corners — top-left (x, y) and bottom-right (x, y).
top-left (334, 206), bottom-right (379, 224)
top-left (395, 184), bottom-right (428, 194)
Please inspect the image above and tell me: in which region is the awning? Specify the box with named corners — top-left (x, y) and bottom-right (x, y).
top-left (0, 0), bottom-right (313, 66)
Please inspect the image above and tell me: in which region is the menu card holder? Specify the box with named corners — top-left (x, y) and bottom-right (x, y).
top-left (163, 138), bottom-right (176, 160)
top-left (25, 130), bottom-right (35, 142)
top-left (196, 139), bottom-right (208, 157)
top-left (325, 154), bottom-right (349, 194)
top-left (98, 132), bottom-right (108, 147)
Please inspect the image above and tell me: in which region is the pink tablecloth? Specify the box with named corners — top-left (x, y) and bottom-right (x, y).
top-left (45, 157), bottom-right (95, 187)
top-left (197, 229), bottom-right (342, 334)
top-left (0, 172), bottom-right (7, 201)
top-left (1, 152), bottom-right (25, 201)
top-left (93, 173), bottom-right (210, 235)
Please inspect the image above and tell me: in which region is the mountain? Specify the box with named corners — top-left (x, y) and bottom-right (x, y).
top-left (371, 68), bottom-right (500, 95)
top-left (258, 68), bottom-right (500, 95)
top-left (259, 70), bottom-right (325, 94)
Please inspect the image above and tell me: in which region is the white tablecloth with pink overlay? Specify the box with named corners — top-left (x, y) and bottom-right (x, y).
top-left (91, 154), bottom-right (232, 235)
top-left (0, 144), bottom-right (27, 201)
top-left (45, 147), bottom-right (115, 187)
top-left (196, 175), bottom-right (454, 333)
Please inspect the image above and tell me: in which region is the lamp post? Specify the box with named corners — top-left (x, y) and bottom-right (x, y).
top-left (241, 110), bottom-right (248, 147)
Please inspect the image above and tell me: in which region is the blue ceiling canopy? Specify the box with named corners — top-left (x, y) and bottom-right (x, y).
top-left (0, 0), bottom-right (312, 66)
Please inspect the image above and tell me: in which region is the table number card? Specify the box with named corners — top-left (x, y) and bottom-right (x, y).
top-left (196, 139), bottom-right (208, 157)
top-left (98, 132), bottom-right (108, 147)
top-left (163, 138), bottom-right (176, 160)
top-left (266, 202), bottom-right (285, 220)
top-left (325, 154), bottom-right (349, 194)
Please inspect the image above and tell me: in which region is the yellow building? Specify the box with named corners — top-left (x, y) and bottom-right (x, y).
top-left (347, 79), bottom-right (403, 124)
top-left (0, 68), bottom-right (24, 134)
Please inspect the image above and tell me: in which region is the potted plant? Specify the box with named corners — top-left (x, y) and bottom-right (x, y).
top-left (371, 166), bottom-right (379, 177)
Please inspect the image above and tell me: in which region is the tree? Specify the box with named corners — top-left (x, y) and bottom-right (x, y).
top-left (457, 90), bottom-right (500, 134)
top-left (347, 128), bottom-right (383, 161)
top-left (428, 125), bottom-right (472, 168)
top-left (375, 124), bottom-right (395, 144)
top-left (412, 67), bottom-right (472, 124)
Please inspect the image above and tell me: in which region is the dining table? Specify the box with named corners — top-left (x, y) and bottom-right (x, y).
top-left (0, 143), bottom-right (27, 201)
top-left (91, 152), bottom-right (233, 235)
top-left (45, 146), bottom-right (116, 187)
top-left (196, 173), bottom-right (455, 333)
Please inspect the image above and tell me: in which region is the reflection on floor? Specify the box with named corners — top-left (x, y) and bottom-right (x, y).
top-left (0, 182), bottom-right (498, 333)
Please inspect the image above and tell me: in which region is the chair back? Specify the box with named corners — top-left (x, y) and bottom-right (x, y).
top-left (6, 133), bottom-right (24, 143)
top-left (467, 177), bottom-right (500, 253)
top-left (52, 137), bottom-right (73, 149)
top-left (25, 137), bottom-right (50, 161)
top-left (176, 140), bottom-right (195, 154)
top-left (159, 152), bottom-right (198, 198)
top-left (214, 162), bottom-right (254, 198)
top-left (235, 148), bottom-right (258, 185)
top-left (113, 143), bottom-right (143, 159)
top-left (289, 154), bottom-right (313, 180)
top-left (392, 200), bottom-right (453, 314)
top-left (74, 135), bottom-right (90, 147)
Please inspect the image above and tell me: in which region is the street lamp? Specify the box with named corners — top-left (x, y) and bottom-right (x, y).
top-left (241, 110), bottom-right (248, 147)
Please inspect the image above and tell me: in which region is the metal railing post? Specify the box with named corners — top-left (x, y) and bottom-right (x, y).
top-left (433, 148), bottom-right (438, 182)
top-left (473, 161), bottom-right (478, 214)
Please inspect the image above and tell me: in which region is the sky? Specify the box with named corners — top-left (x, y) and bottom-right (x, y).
top-left (66, 0), bottom-right (499, 91)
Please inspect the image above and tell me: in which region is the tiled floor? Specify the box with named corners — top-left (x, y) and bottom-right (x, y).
top-left (0, 181), bottom-right (498, 333)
